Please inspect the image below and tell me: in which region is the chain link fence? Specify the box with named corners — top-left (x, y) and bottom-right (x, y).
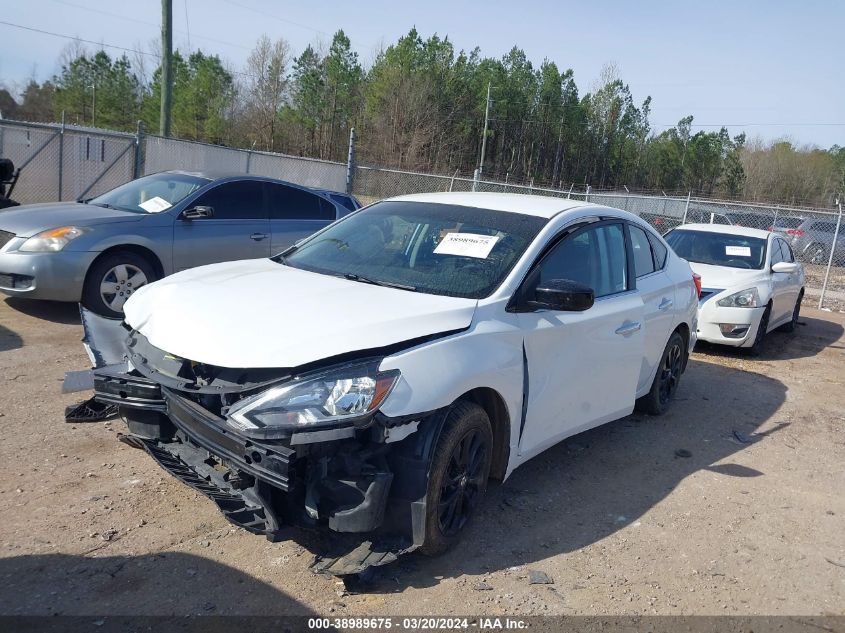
top-left (351, 165), bottom-right (845, 311)
top-left (0, 119), bottom-right (347, 205)
top-left (1, 118), bottom-right (842, 311)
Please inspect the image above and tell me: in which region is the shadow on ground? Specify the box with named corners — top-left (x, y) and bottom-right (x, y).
top-left (356, 358), bottom-right (787, 591)
top-left (3, 298), bottom-right (81, 325)
top-left (694, 315), bottom-right (843, 361)
top-left (0, 552), bottom-right (316, 617)
top-left (0, 324), bottom-right (22, 352)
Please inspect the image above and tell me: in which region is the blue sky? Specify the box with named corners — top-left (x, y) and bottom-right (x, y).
top-left (1, 0), bottom-right (843, 147)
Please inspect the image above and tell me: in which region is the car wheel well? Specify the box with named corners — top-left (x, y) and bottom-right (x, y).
top-left (673, 322), bottom-right (691, 371)
top-left (459, 387), bottom-right (510, 481)
top-left (86, 245), bottom-right (164, 283)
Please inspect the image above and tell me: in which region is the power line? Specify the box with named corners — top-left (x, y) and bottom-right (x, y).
top-left (218, 0), bottom-right (330, 36)
top-left (50, 0), bottom-right (252, 51)
top-left (0, 19), bottom-right (260, 82)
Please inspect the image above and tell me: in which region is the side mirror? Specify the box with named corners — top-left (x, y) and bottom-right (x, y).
top-left (181, 205), bottom-right (214, 220)
top-left (529, 278), bottom-right (595, 312)
top-left (772, 261), bottom-right (799, 274)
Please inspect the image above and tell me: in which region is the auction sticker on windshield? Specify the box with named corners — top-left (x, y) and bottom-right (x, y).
top-left (138, 196), bottom-right (173, 213)
top-left (434, 233), bottom-right (500, 258)
top-left (725, 245), bottom-right (752, 257)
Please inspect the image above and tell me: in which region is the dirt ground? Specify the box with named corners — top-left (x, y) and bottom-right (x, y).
top-left (0, 296), bottom-right (843, 617)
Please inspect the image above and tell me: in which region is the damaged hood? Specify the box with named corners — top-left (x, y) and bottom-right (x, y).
top-left (123, 258), bottom-right (478, 369)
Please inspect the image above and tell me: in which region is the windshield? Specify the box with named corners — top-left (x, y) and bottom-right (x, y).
top-left (278, 201), bottom-right (548, 299)
top-left (89, 173), bottom-right (210, 213)
top-left (665, 229), bottom-right (767, 270)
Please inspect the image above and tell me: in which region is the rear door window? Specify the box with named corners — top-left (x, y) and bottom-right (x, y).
top-left (628, 225), bottom-right (656, 278)
top-left (268, 184), bottom-right (336, 220)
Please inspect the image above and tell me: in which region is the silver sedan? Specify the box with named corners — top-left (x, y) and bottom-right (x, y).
top-left (0, 171), bottom-right (354, 316)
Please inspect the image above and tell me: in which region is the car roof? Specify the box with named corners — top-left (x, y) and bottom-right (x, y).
top-left (388, 192), bottom-right (596, 219)
top-left (159, 170), bottom-right (329, 190)
top-left (676, 223), bottom-right (772, 239)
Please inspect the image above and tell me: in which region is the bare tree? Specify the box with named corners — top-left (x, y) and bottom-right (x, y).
top-left (242, 35), bottom-right (290, 151)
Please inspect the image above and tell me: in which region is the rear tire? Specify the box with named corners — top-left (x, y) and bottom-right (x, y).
top-left (82, 251), bottom-right (157, 318)
top-left (419, 401), bottom-right (493, 557)
top-left (635, 331), bottom-right (685, 416)
top-left (747, 304), bottom-right (771, 357)
top-left (778, 290), bottom-right (803, 333)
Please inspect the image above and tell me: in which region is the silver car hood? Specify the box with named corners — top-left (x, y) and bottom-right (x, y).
top-left (0, 202), bottom-right (143, 237)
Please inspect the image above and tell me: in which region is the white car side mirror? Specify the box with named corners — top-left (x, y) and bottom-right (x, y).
top-left (772, 261), bottom-right (799, 274)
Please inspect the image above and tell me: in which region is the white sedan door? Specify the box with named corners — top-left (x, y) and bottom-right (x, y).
top-left (628, 224), bottom-right (677, 394)
top-left (517, 221), bottom-right (645, 459)
top-left (769, 237), bottom-right (797, 323)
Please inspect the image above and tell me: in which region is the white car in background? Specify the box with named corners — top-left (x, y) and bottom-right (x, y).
top-left (664, 224), bottom-right (805, 355)
top-left (84, 193), bottom-right (700, 574)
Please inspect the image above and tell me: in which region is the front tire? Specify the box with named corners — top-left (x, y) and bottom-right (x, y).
top-left (747, 304), bottom-right (771, 357)
top-left (636, 331), bottom-right (685, 416)
top-left (82, 251), bottom-right (157, 318)
top-left (419, 401), bottom-right (493, 557)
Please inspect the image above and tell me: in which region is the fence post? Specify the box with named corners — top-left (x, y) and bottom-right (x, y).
top-left (472, 167), bottom-right (480, 192)
top-left (771, 205), bottom-right (779, 230)
top-left (818, 201), bottom-right (843, 309)
top-left (245, 150), bottom-right (252, 174)
top-left (133, 120), bottom-right (145, 179)
top-left (567, 183), bottom-right (574, 199)
top-left (58, 111), bottom-right (65, 200)
top-left (448, 168), bottom-right (459, 192)
top-left (345, 127), bottom-right (356, 194)
top-left (682, 191), bottom-right (691, 224)
top-left (585, 184), bottom-right (591, 202)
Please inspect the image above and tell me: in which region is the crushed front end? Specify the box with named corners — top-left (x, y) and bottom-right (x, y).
top-left (86, 317), bottom-right (440, 576)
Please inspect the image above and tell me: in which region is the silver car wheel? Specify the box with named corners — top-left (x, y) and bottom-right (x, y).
top-left (99, 264), bottom-right (148, 312)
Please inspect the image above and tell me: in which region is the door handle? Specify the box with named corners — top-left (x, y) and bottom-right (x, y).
top-left (658, 298), bottom-right (673, 311)
top-left (250, 233), bottom-right (269, 241)
top-left (615, 321), bottom-right (642, 336)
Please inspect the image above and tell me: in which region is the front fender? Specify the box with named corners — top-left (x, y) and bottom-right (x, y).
top-left (378, 303), bottom-right (524, 472)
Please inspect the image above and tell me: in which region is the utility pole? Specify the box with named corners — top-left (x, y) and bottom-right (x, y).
top-left (160, 0), bottom-right (173, 137)
top-left (473, 82), bottom-right (491, 192)
top-left (90, 84), bottom-right (96, 127)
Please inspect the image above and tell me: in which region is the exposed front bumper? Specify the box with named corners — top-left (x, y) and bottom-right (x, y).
top-left (92, 363), bottom-right (428, 574)
top-left (0, 248), bottom-right (97, 301)
top-left (696, 299), bottom-right (765, 348)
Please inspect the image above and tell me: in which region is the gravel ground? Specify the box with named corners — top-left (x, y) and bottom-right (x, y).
top-left (0, 297), bottom-right (843, 617)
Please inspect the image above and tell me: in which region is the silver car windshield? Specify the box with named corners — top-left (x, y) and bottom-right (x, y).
top-left (88, 173), bottom-right (210, 214)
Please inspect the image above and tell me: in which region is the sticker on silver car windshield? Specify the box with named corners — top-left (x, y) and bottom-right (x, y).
top-left (434, 233), bottom-right (500, 258)
top-left (725, 245), bottom-right (751, 257)
top-left (138, 196), bottom-right (173, 213)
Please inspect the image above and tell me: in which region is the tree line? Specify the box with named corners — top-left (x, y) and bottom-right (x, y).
top-left (1, 28), bottom-right (843, 208)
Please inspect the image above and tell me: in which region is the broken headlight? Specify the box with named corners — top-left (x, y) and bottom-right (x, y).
top-left (225, 361), bottom-right (399, 434)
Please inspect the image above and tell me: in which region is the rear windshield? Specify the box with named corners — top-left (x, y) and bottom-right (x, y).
top-left (329, 193), bottom-right (357, 212)
top-left (665, 229), bottom-right (767, 270)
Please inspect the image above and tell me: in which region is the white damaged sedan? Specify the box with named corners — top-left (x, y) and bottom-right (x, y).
top-left (83, 193), bottom-right (699, 575)
top-left (664, 223), bottom-right (805, 355)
